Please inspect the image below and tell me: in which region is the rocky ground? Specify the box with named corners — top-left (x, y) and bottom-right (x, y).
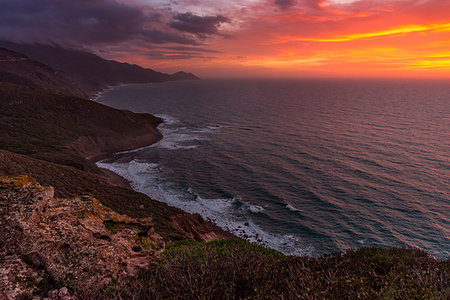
top-left (0, 176), bottom-right (165, 298)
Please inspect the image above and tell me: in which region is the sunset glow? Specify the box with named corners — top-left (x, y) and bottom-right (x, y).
top-left (2, 0), bottom-right (450, 77)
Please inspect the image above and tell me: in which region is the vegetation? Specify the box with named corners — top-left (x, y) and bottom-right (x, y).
top-left (0, 83), bottom-right (162, 172)
top-left (0, 47), bottom-right (86, 97)
top-left (91, 239), bottom-right (449, 299)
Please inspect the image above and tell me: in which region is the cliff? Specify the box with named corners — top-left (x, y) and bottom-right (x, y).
top-left (0, 48), bottom-right (234, 298)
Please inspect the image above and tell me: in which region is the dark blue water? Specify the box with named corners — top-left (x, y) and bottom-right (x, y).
top-left (96, 79), bottom-right (449, 258)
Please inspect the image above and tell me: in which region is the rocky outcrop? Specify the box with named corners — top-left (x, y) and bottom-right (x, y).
top-left (0, 176), bottom-right (165, 298)
top-left (171, 213), bottom-right (234, 242)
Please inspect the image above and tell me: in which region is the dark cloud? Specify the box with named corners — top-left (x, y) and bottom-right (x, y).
top-left (139, 29), bottom-right (199, 45)
top-left (145, 51), bottom-right (216, 60)
top-left (275, 0), bottom-right (297, 9)
top-left (0, 0), bottom-right (200, 46)
top-left (275, 0), bottom-right (328, 10)
top-left (163, 46), bottom-right (221, 53)
top-left (170, 12), bottom-right (230, 37)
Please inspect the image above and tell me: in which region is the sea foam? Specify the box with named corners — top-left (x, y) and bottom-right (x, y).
top-left (97, 159), bottom-right (312, 256)
top-left (97, 114), bottom-right (313, 256)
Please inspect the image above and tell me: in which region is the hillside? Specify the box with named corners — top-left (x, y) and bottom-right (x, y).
top-left (0, 151), bottom-right (231, 242)
top-left (0, 48), bottom-right (86, 97)
top-left (0, 41), bottom-right (199, 95)
top-left (1, 176), bottom-right (448, 298)
top-left (0, 83), bottom-right (163, 172)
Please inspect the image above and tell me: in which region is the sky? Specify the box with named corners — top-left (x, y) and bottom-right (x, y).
top-left (1, 0), bottom-right (450, 78)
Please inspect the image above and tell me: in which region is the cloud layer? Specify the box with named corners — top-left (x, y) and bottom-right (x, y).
top-left (0, 0), bottom-right (229, 46)
top-left (1, 0), bottom-right (450, 77)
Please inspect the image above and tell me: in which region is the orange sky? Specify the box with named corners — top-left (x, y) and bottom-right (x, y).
top-left (104, 0), bottom-right (450, 78)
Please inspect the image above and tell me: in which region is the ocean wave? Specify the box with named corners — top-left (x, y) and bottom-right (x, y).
top-left (155, 114), bottom-right (180, 125)
top-left (96, 160), bottom-right (159, 190)
top-left (193, 125), bottom-right (230, 133)
top-left (152, 114), bottom-right (215, 150)
top-left (96, 158), bottom-right (313, 256)
top-left (286, 204), bottom-right (299, 212)
top-left (154, 133), bottom-right (200, 150)
top-left (246, 204), bottom-right (265, 214)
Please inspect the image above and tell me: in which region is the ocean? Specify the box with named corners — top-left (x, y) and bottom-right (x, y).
top-left (95, 79), bottom-right (449, 258)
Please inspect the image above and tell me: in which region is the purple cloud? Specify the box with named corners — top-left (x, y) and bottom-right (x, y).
top-left (170, 12), bottom-right (230, 37)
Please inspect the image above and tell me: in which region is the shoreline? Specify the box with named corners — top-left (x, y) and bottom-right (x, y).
top-left (89, 83), bottom-right (152, 101)
top-left (87, 133), bottom-right (163, 190)
top-left (87, 84), bottom-right (164, 189)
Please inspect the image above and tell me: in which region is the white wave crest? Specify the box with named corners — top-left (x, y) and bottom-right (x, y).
top-left (248, 205), bottom-right (264, 214)
top-left (286, 204), bottom-right (299, 212)
top-left (96, 158), bottom-right (314, 256)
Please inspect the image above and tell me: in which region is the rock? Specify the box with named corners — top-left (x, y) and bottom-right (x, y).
top-left (48, 289), bottom-right (58, 298)
top-left (170, 213), bottom-right (234, 242)
top-left (58, 287), bottom-right (69, 297)
top-left (0, 176), bottom-right (165, 298)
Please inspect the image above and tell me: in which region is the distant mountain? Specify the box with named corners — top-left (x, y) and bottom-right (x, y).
top-left (170, 71), bottom-right (200, 81)
top-left (0, 47), bottom-right (86, 97)
top-left (0, 41), bottom-right (200, 95)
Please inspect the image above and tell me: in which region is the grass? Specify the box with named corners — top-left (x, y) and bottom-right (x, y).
top-left (71, 211), bottom-right (85, 219)
top-left (93, 239), bottom-right (448, 299)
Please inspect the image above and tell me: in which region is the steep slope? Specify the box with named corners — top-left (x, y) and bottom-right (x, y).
top-left (0, 150), bottom-right (232, 243)
top-left (0, 83), bottom-right (162, 171)
top-left (0, 41), bottom-right (199, 95)
top-left (1, 175), bottom-right (447, 299)
top-left (0, 48), bottom-right (86, 97)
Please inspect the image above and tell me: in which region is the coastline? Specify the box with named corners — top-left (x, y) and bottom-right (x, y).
top-left (86, 83), bottom-right (161, 189)
top-left (89, 83), bottom-right (146, 101)
top-left (87, 130), bottom-right (163, 190)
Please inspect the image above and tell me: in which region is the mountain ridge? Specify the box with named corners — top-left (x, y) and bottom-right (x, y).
top-left (0, 47), bottom-right (87, 97)
top-left (0, 41), bottom-right (200, 95)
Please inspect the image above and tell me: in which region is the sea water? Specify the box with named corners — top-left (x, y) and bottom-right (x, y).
top-left (96, 79), bottom-right (449, 258)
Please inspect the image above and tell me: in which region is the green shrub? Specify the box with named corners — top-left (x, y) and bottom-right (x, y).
top-left (103, 240), bottom-right (449, 299)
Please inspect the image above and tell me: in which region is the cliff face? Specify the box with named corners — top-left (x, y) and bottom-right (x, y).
top-left (0, 175), bottom-right (164, 298)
